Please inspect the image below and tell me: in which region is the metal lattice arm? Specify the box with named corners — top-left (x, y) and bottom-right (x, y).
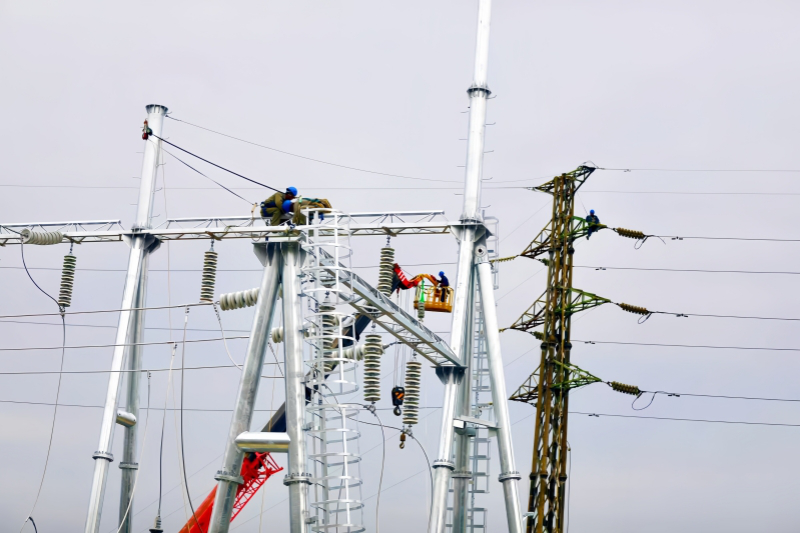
top-left (509, 361), bottom-right (602, 404)
top-left (503, 288), bottom-right (610, 333)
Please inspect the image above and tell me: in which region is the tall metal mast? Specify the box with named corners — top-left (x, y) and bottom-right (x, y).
top-left (505, 167), bottom-right (608, 533)
top-left (430, 1), bottom-right (522, 532)
top-left (84, 104), bottom-right (166, 533)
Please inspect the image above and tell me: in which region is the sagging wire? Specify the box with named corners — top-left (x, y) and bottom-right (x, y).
top-left (363, 405), bottom-right (386, 533)
top-left (116, 371), bottom-right (153, 533)
top-left (148, 133), bottom-right (280, 192)
top-left (606, 381), bottom-right (682, 411)
top-left (153, 343), bottom-right (179, 531)
top-left (21, 518), bottom-right (37, 533)
top-left (18, 241), bottom-right (67, 533)
top-left (214, 303), bottom-right (243, 371)
top-left (159, 144), bottom-right (255, 205)
top-left (178, 307), bottom-right (203, 533)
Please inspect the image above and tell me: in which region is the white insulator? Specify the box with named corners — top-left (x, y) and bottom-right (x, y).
top-left (20, 229), bottom-right (63, 245)
top-left (363, 333), bottom-right (383, 403)
top-left (58, 254), bottom-right (76, 308)
top-left (219, 287), bottom-right (259, 311)
top-left (377, 246), bottom-right (395, 296)
top-left (320, 304), bottom-right (337, 371)
top-left (271, 326), bottom-right (283, 344)
top-left (417, 303), bottom-right (425, 322)
top-left (199, 250), bottom-right (218, 302)
top-left (403, 360), bottom-right (422, 426)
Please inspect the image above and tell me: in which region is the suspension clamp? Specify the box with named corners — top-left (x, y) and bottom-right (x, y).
top-left (92, 451), bottom-right (114, 462)
top-left (119, 462), bottom-right (139, 470)
top-left (432, 460), bottom-right (455, 471)
top-left (499, 471), bottom-right (522, 482)
top-left (214, 470), bottom-right (244, 485)
top-left (283, 473), bottom-right (312, 486)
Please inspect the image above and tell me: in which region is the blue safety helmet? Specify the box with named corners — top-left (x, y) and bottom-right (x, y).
top-left (590, 209), bottom-right (595, 215)
top-left (286, 186), bottom-right (298, 196)
top-left (282, 200), bottom-right (294, 213)
top-left (439, 271), bottom-right (445, 277)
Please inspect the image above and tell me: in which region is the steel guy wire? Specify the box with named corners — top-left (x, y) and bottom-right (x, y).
top-left (0, 336), bottom-right (250, 352)
top-left (0, 364), bottom-right (282, 376)
top-left (159, 144), bottom-right (255, 205)
top-left (166, 115), bottom-right (463, 184)
top-left (148, 133), bottom-right (280, 192)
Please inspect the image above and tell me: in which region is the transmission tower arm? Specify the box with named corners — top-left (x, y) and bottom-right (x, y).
top-left (503, 288), bottom-right (610, 333)
top-left (509, 361), bottom-right (602, 404)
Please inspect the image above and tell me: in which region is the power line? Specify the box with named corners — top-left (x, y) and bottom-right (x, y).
top-left (597, 167), bottom-right (800, 173)
top-left (160, 146), bottom-right (254, 205)
top-left (167, 115), bottom-right (463, 184)
top-left (576, 338), bottom-right (800, 353)
top-left (0, 261), bottom-right (455, 273)
top-left (149, 133), bottom-right (280, 192)
top-left (0, 336), bottom-right (249, 352)
top-left (0, 302), bottom-right (211, 320)
top-left (0, 319), bottom-right (251, 334)
top-left (570, 411), bottom-right (800, 428)
top-left (580, 265), bottom-right (800, 275)
top-left (0, 364), bottom-right (281, 376)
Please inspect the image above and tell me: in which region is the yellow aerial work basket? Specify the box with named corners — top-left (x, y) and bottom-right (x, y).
top-left (414, 285), bottom-right (454, 313)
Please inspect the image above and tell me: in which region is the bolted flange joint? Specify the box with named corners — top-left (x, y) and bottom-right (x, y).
top-left (119, 462), bottom-right (139, 470)
top-left (283, 473), bottom-right (312, 486)
top-left (214, 470), bottom-right (244, 485)
top-left (499, 471), bottom-right (522, 482)
top-left (92, 451), bottom-right (114, 462)
top-left (432, 460), bottom-right (455, 471)
top-left (452, 471), bottom-right (473, 479)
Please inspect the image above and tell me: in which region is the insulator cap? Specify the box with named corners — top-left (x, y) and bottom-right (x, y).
top-left (619, 302), bottom-right (649, 315)
top-left (616, 228), bottom-right (646, 240)
top-left (21, 229), bottom-right (63, 245)
top-left (610, 381), bottom-right (641, 396)
top-left (403, 360), bottom-right (422, 426)
top-left (219, 287), bottom-right (259, 311)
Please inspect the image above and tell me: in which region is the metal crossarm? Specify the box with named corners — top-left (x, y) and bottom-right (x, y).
top-left (505, 288), bottom-right (610, 333)
top-left (509, 362), bottom-right (602, 404)
top-left (314, 248), bottom-right (461, 367)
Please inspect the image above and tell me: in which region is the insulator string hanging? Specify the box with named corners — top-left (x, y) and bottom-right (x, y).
top-left (58, 254), bottom-right (76, 308)
top-left (21, 229), bottom-right (63, 245)
top-left (618, 302), bottom-right (649, 315)
top-left (609, 381), bottom-right (641, 396)
top-left (615, 228), bottom-right (646, 240)
top-left (377, 244), bottom-right (395, 296)
top-left (199, 249), bottom-right (218, 303)
top-left (320, 302), bottom-right (337, 372)
top-left (219, 287), bottom-right (259, 311)
top-left (363, 333), bottom-right (383, 403)
top-left (403, 359), bottom-right (421, 426)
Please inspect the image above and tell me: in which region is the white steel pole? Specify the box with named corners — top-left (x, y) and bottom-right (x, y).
top-left (429, 1), bottom-right (493, 531)
top-left (207, 244), bottom-right (283, 533)
top-left (117, 265), bottom-right (148, 533)
top-left (281, 241), bottom-right (311, 533)
top-left (477, 253), bottom-right (522, 533)
top-left (84, 104), bottom-right (167, 533)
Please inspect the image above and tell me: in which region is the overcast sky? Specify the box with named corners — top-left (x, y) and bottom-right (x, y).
top-left (2, 1), bottom-right (800, 532)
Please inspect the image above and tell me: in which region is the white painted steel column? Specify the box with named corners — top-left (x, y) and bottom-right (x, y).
top-left (430, 1), bottom-right (493, 531)
top-left (207, 243), bottom-right (283, 533)
top-left (118, 263), bottom-right (148, 533)
top-left (281, 241), bottom-right (311, 533)
top-left (477, 256), bottom-right (522, 533)
top-left (85, 104), bottom-right (167, 533)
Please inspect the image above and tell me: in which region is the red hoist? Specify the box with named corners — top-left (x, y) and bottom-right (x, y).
top-left (178, 453), bottom-right (282, 533)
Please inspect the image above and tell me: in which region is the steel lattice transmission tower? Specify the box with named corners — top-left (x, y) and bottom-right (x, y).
top-left (505, 166), bottom-right (610, 533)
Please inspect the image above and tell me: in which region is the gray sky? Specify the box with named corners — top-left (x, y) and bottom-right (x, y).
top-left (2, 0), bottom-right (800, 531)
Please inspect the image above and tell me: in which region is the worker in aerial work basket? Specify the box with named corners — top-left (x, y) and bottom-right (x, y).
top-left (585, 209), bottom-right (600, 240)
top-left (437, 271), bottom-right (450, 301)
top-left (260, 187), bottom-right (298, 226)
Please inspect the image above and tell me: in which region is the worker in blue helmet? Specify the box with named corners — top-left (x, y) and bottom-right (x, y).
top-left (260, 187), bottom-right (299, 226)
top-left (437, 271), bottom-right (450, 301)
top-left (585, 209), bottom-right (600, 240)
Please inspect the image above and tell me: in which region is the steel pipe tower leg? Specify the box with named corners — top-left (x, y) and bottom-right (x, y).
top-left (281, 241), bottom-right (311, 533)
top-left (477, 254), bottom-right (523, 533)
top-left (430, 0), bottom-right (493, 530)
top-left (84, 104), bottom-right (167, 533)
top-left (452, 278), bottom-right (476, 533)
top-left (118, 263), bottom-right (148, 533)
top-left (207, 243), bottom-right (283, 533)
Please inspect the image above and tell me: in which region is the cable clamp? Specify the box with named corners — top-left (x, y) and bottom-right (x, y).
top-left (283, 473), bottom-right (312, 486)
top-left (432, 460), bottom-right (455, 471)
top-left (499, 471), bottom-right (522, 482)
top-left (214, 470), bottom-right (244, 485)
top-left (118, 462), bottom-right (139, 470)
top-left (92, 451), bottom-right (114, 462)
